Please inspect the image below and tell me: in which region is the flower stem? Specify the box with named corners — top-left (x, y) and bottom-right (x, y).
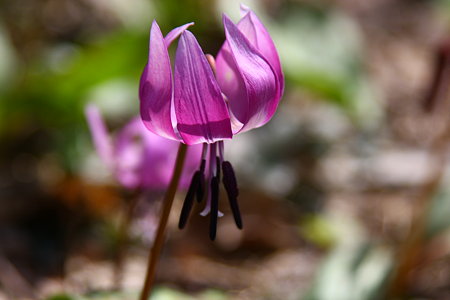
top-left (139, 143), bottom-right (187, 300)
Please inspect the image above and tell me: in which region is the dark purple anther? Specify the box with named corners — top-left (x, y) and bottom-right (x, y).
top-left (196, 159), bottom-right (206, 203)
top-left (209, 176), bottom-right (220, 240)
top-left (178, 171), bottom-right (201, 229)
top-left (222, 161), bottom-right (242, 229)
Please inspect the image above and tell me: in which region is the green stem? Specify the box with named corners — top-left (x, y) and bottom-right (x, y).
top-left (139, 143), bottom-right (187, 300)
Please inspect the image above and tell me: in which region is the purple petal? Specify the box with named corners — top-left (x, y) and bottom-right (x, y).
top-left (239, 3), bottom-right (252, 15)
top-left (164, 22), bottom-right (194, 46)
top-left (174, 30), bottom-right (232, 145)
top-left (139, 20), bottom-right (178, 141)
top-left (113, 119), bottom-right (146, 189)
top-left (84, 104), bottom-right (114, 167)
top-left (217, 14), bottom-right (278, 133)
top-left (237, 6), bottom-right (284, 96)
top-left (215, 43), bottom-right (247, 133)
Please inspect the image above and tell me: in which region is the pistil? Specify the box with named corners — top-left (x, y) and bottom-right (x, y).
top-left (222, 160), bottom-right (242, 229)
top-left (210, 176), bottom-right (220, 240)
top-left (207, 143), bottom-right (220, 240)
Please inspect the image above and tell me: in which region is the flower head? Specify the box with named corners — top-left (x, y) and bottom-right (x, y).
top-left (139, 6), bottom-right (283, 144)
top-left (138, 6), bottom-right (283, 239)
top-left (85, 104), bottom-right (200, 190)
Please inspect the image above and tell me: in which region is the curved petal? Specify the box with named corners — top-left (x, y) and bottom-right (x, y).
top-left (84, 104), bottom-right (114, 167)
top-left (139, 20), bottom-right (178, 141)
top-left (215, 43), bottom-right (247, 133)
top-left (238, 5), bottom-right (284, 96)
top-left (174, 30), bottom-right (232, 145)
top-left (164, 22), bottom-right (194, 46)
top-left (217, 14), bottom-right (278, 133)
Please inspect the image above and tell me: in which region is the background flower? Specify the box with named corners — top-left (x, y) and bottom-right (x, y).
top-left (85, 104), bottom-right (201, 190)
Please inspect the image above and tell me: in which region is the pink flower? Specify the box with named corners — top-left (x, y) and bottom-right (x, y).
top-left (85, 104), bottom-right (200, 190)
top-left (139, 6), bottom-right (283, 239)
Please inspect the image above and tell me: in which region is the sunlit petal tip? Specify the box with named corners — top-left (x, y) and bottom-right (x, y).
top-left (239, 3), bottom-right (251, 15)
top-left (139, 21), bottom-right (179, 141)
top-left (84, 104), bottom-right (114, 167)
top-left (174, 30), bottom-right (232, 145)
top-left (165, 22), bottom-right (195, 46)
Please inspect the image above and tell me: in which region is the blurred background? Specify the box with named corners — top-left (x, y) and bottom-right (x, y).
top-left (1, 0), bottom-right (450, 299)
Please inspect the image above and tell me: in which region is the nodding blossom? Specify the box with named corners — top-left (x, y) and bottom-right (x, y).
top-left (139, 5), bottom-right (283, 240)
top-left (85, 104), bottom-right (200, 190)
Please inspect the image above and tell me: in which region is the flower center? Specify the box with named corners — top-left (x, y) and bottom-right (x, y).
top-left (178, 141), bottom-right (242, 240)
